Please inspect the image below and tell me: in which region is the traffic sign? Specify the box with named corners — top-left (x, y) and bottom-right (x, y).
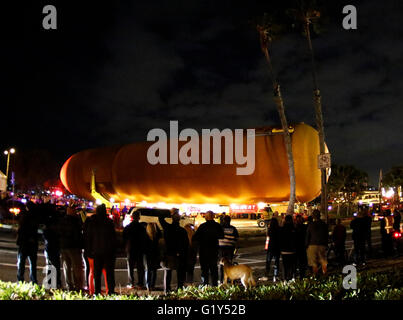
top-left (318, 153), bottom-right (331, 169)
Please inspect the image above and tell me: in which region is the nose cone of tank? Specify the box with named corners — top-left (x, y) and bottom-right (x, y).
top-left (60, 155), bottom-right (74, 194)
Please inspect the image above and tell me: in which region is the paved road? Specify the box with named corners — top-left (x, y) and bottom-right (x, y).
top-left (0, 222), bottom-right (390, 293)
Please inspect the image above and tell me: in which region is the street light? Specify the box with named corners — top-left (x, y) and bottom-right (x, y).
top-left (3, 148), bottom-right (16, 191)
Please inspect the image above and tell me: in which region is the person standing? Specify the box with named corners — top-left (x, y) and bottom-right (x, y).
top-left (42, 203), bottom-right (62, 288)
top-left (184, 224), bottom-right (197, 284)
top-left (262, 218), bottom-right (280, 282)
top-left (362, 208), bottom-right (373, 257)
top-left (380, 210), bottom-right (394, 257)
top-left (218, 215), bottom-right (239, 283)
top-left (59, 206), bottom-right (85, 291)
top-left (279, 215), bottom-right (297, 281)
top-left (159, 209), bottom-right (189, 292)
top-left (192, 211), bottom-right (224, 286)
top-left (16, 202), bottom-right (39, 284)
top-left (85, 204), bottom-right (117, 295)
top-left (123, 209), bottom-right (148, 289)
top-left (306, 209), bottom-right (329, 275)
top-left (350, 210), bottom-right (367, 266)
top-left (393, 209), bottom-right (401, 232)
top-left (295, 215), bottom-right (308, 279)
top-left (332, 219), bottom-right (347, 266)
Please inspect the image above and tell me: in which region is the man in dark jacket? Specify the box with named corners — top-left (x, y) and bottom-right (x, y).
top-left (159, 209), bottom-right (189, 292)
top-left (350, 210), bottom-right (367, 266)
top-left (279, 215), bottom-right (297, 281)
top-left (123, 209), bottom-right (148, 289)
top-left (59, 206), bottom-right (84, 291)
top-left (85, 204), bottom-right (117, 295)
top-left (306, 209), bottom-right (328, 275)
top-left (16, 202), bottom-right (39, 284)
top-left (192, 211), bottom-right (224, 286)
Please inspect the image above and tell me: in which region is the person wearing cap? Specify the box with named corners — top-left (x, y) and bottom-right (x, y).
top-left (192, 211), bottom-right (224, 286)
top-left (306, 209), bottom-right (329, 275)
top-left (218, 215), bottom-right (239, 283)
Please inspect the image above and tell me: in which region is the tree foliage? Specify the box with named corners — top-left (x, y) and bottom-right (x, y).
top-left (383, 166), bottom-right (403, 189)
top-left (327, 164), bottom-right (368, 203)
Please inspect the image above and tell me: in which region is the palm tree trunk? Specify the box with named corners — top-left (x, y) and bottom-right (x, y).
top-left (261, 44), bottom-right (296, 215)
top-left (304, 22), bottom-right (328, 222)
top-left (273, 87), bottom-right (296, 215)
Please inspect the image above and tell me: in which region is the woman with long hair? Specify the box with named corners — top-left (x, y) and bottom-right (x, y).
top-left (145, 222), bottom-right (162, 290)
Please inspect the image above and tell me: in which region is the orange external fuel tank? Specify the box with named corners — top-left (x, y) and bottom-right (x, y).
top-left (60, 123), bottom-right (325, 204)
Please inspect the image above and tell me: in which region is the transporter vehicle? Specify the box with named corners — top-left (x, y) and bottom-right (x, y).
top-left (122, 207), bottom-right (195, 228)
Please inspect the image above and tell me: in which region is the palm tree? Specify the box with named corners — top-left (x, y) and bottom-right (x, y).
top-left (257, 15), bottom-right (296, 215)
top-left (289, 0), bottom-right (328, 221)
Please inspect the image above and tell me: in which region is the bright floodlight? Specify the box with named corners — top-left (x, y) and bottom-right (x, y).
top-left (10, 148), bottom-right (15, 154)
top-left (4, 150), bottom-right (8, 155)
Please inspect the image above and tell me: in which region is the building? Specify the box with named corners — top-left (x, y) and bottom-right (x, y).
top-left (0, 171), bottom-right (6, 193)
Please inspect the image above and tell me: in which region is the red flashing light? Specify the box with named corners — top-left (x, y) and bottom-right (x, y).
top-left (393, 232), bottom-right (402, 239)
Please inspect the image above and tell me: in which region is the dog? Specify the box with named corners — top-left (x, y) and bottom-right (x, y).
top-left (219, 257), bottom-right (256, 290)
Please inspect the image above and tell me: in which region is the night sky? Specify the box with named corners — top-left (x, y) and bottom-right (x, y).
top-left (1, 0), bottom-right (402, 186)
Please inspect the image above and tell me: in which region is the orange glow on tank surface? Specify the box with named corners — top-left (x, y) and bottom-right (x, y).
top-left (60, 123), bottom-right (326, 205)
